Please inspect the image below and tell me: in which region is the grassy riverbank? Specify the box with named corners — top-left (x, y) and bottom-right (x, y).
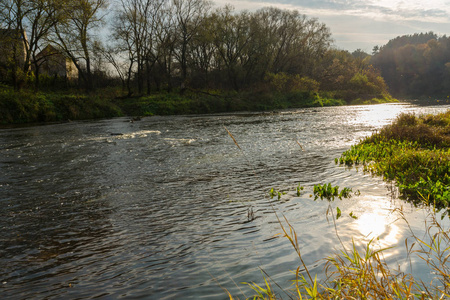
top-left (338, 111), bottom-right (450, 210)
top-left (0, 85), bottom-right (396, 125)
top-left (0, 86), bottom-right (123, 124)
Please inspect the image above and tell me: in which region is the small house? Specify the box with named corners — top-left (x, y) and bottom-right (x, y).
top-left (36, 45), bottom-right (78, 80)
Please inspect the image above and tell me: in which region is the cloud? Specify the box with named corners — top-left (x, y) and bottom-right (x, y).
top-left (216, 0), bottom-right (450, 22)
top-left (212, 0), bottom-right (450, 51)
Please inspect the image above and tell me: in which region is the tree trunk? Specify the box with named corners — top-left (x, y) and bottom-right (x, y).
top-left (146, 60), bottom-right (151, 95)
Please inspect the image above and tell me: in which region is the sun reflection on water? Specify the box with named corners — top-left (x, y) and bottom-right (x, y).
top-left (357, 212), bottom-right (387, 238)
top-left (356, 212), bottom-right (400, 246)
top-left (358, 103), bottom-right (406, 128)
top-left (354, 197), bottom-right (401, 247)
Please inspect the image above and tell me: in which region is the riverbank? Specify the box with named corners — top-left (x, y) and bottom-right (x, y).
top-left (338, 111), bottom-right (450, 211)
top-left (0, 86), bottom-right (397, 124)
top-left (0, 87), bottom-right (123, 124)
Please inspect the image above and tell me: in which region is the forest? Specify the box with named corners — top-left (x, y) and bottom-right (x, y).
top-left (371, 32), bottom-right (450, 98)
top-left (0, 0), bottom-right (448, 123)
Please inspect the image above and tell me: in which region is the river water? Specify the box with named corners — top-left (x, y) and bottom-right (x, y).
top-left (1, 103), bottom-right (449, 299)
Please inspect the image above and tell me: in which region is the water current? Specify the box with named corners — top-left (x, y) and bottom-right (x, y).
top-left (1, 103), bottom-right (450, 299)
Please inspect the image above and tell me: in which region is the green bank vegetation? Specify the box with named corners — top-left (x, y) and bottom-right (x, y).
top-left (0, 84), bottom-right (350, 124)
top-left (338, 111), bottom-right (450, 212)
top-left (0, 81), bottom-right (393, 125)
top-left (0, 85), bottom-right (124, 124)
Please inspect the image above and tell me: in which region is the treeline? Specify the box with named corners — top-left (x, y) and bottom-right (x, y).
top-left (110, 3), bottom-right (333, 94)
top-left (0, 0), bottom-right (392, 105)
top-left (372, 32), bottom-right (450, 98)
top-left (103, 1), bottom-right (391, 102)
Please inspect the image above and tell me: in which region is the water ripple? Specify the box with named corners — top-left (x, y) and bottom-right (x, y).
top-left (1, 104), bottom-right (450, 299)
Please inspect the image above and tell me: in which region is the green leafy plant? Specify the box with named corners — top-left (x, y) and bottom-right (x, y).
top-left (268, 188), bottom-right (286, 200)
top-left (336, 207), bottom-right (342, 220)
top-left (313, 183), bottom-right (353, 201)
top-left (349, 212), bottom-right (358, 219)
top-left (296, 183), bottom-right (304, 197)
top-left (269, 188), bottom-right (277, 199)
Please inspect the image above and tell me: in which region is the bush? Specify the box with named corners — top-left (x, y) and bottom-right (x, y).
top-left (264, 72), bottom-right (320, 93)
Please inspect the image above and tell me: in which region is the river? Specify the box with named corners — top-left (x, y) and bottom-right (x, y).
top-left (1, 102), bottom-right (449, 299)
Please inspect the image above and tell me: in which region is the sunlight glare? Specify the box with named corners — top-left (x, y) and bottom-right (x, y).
top-left (357, 212), bottom-right (386, 239)
top-left (356, 211), bottom-right (400, 246)
top-left (345, 103), bottom-right (404, 131)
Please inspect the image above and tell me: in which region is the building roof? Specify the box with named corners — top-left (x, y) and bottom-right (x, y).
top-left (38, 44), bottom-right (70, 57)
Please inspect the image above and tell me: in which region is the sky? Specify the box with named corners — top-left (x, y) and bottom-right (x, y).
top-left (213, 0), bottom-right (450, 52)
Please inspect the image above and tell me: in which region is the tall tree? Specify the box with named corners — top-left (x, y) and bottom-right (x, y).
top-left (0, 0), bottom-right (29, 89)
top-left (112, 0), bottom-right (166, 95)
top-left (52, 0), bottom-right (108, 91)
top-left (172, 0), bottom-right (211, 91)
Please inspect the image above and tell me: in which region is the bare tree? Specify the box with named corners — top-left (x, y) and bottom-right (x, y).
top-left (172, 0), bottom-right (211, 91)
top-left (51, 0), bottom-right (108, 91)
top-left (27, 0), bottom-right (64, 89)
top-left (102, 44), bottom-right (129, 93)
top-left (112, 0), bottom-right (166, 95)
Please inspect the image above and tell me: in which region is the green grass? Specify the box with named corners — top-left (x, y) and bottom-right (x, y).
top-left (337, 111), bottom-right (450, 210)
top-left (350, 95), bottom-right (398, 105)
top-left (0, 85), bottom-right (397, 124)
top-left (116, 91), bottom-right (229, 116)
top-left (0, 86), bottom-right (123, 124)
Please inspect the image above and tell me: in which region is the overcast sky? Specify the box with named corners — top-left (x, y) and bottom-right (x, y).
top-left (213, 0), bottom-right (450, 53)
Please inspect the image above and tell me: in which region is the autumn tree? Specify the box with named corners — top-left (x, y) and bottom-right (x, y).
top-left (372, 33), bottom-right (450, 97)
